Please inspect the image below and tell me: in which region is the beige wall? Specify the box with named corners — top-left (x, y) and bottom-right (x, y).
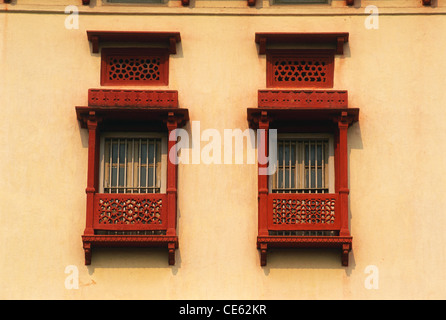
top-left (1, 1), bottom-right (446, 299)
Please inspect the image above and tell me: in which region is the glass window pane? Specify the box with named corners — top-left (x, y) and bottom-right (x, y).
top-left (103, 137), bottom-right (163, 194)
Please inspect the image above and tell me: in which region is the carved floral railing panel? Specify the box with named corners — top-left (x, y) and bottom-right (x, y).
top-left (93, 193), bottom-right (167, 231)
top-left (268, 193), bottom-right (339, 231)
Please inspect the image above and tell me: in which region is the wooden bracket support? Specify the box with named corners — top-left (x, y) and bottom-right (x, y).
top-left (342, 244), bottom-right (351, 266)
top-left (168, 242), bottom-right (176, 265)
top-left (83, 242), bottom-right (92, 265)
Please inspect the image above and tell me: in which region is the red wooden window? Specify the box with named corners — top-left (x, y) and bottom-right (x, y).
top-left (267, 50), bottom-right (334, 89)
top-left (247, 101), bottom-right (359, 267)
top-left (101, 48), bottom-right (169, 86)
top-left (76, 89), bottom-right (189, 266)
top-left (252, 32), bottom-right (358, 267)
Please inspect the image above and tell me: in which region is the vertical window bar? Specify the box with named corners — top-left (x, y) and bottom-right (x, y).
top-left (322, 140), bottom-right (325, 193)
top-left (131, 139), bottom-right (135, 193)
top-left (146, 138), bottom-right (149, 193)
top-left (110, 140), bottom-right (114, 193)
top-left (124, 139), bottom-right (127, 193)
top-left (282, 140), bottom-right (285, 192)
top-left (288, 140), bottom-right (292, 193)
top-left (117, 139), bottom-right (120, 192)
top-left (153, 139), bottom-right (157, 193)
top-left (315, 140), bottom-right (318, 193)
top-left (295, 140), bottom-right (298, 192)
top-left (138, 138), bottom-right (142, 194)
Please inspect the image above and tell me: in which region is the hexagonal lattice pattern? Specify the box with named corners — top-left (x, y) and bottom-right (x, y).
top-left (267, 51), bottom-right (334, 88)
top-left (272, 57), bottom-right (330, 86)
top-left (108, 57), bottom-right (162, 82)
top-left (272, 197), bottom-right (336, 225)
top-left (98, 197), bottom-right (163, 225)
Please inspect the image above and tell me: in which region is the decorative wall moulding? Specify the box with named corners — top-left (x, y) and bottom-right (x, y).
top-left (258, 90), bottom-right (348, 108)
top-left (87, 31), bottom-right (181, 54)
top-left (255, 32), bottom-right (349, 55)
top-left (88, 89), bottom-right (179, 108)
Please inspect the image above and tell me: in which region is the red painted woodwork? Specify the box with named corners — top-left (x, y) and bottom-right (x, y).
top-left (255, 33), bottom-right (349, 55)
top-left (77, 90), bottom-right (189, 266)
top-left (87, 31), bottom-right (181, 54)
top-left (346, 0), bottom-right (354, 5)
top-left (88, 89), bottom-right (179, 108)
top-left (82, 235), bottom-right (179, 266)
top-left (248, 91), bottom-right (358, 266)
top-left (268, 193), bottom-right (340, 230)
top-left (101, 48), bottom-right (169, 86)
top-left (257, 236), bottom-right (352, 267)
top-left (182, 0), bottom-right (190, 5)
top-left (82, 0), bottom-right (90, 5)
top-left (93, 193), bottom-right (167, 230)
top-left (258, 90), bottom-right (348, 108)
top-left (248, 0), bottom-right (256, 6)
top-left (422, 0), bottom-right (432, 5)
top-left (266, 50), bottom-right (335, 88)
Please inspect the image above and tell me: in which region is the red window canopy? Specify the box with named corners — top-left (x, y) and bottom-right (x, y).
top-left (87, 31), bottom-right (181, 54)
top-left (255, 32), bottom-right (349, 55)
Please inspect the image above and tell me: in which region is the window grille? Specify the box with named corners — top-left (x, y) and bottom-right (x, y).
top-left (101, 48), bottom-right (169, 86)
top-left (272, 138), bottom-right (329, 194)
top-left (102, 137), bottom-right (162, 194)
top-left (267, 50), bottom-right (334, 88)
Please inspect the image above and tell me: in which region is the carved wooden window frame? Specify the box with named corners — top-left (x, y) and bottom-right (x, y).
top-left (251, 32), bottom-right (359, 267)
top-left (76, 89), bottom-right (188, 266)
top-left (248, 104), bottom-right (359, 267)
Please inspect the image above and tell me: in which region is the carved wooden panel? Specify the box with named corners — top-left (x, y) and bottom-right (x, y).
top-left (268, 193), bottom-right (340, 230)
top-left (267, 50), bottom-right (334, 88)
top-left (88, 89), bottom-right (178, 108)
top-left (101, 48), bottom-right (169, 86)
top-left (93, 193), bottom-right (167, 230)
top-left (258, 90), bottom-right (348, 108)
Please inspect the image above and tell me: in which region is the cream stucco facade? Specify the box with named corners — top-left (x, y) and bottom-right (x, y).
top-left (1, 0), bottom-right (446, 300)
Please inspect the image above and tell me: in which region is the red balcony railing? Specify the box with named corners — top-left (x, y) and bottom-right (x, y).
top-left (268, 193), bottom-right (340, 231)
top-left (83, 192), bottom-right (178, 265)
top-left (93, 193), bottom-right (167, 232)
top-left (93, 193), bottom-right (167, 231)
